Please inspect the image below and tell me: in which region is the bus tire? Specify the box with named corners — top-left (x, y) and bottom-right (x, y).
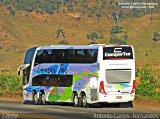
top-left (46, 102), bottom-right (51, 105)
top-left (73, 93), bottom-right (78, 107)
top-left (32, 92), bottom-right (38, 105)
top-left (39, 93), bottom-right (46, 105)
top-left (78, 97), bottom-right (82, 107)
top-left (81, 94), bottom-right (89, 107)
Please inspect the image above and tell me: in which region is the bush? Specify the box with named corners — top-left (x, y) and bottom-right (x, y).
top-left (109, 37), bottom-right (127, 45)
top-left (2, 0), bottom-right (59, 14)
top-left (0, 73), bottom-right (22, 96)
top-left (136, 66), bottom-right (160, 99)
top-left (9, 9), bottom-right (15, 16)
top-left (153, 31), bottom-right (160, 42)
top-left (87, 32), bottom-right (98, 40)
top-left (110, 25), bottom-right (123, 34)
top-left (25, 5), bottom-right (34, 12)
top-left (56, 26), bottom-right (65, 39)
top-left (1, 0), bottom-right (12, 6)
top-left (95, 11), bottom-right (103, 20)
top-left (86, 31), bottom-right (103, 40)
top-left (98, 31), bottom-right (104, 39)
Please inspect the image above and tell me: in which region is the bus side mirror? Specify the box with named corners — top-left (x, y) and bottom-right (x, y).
top-left (17, 64), bottom-right (30, 76)
top-left (18, 70), bottom-right (21, 76)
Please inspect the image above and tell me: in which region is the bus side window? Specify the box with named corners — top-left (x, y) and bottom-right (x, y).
top-left (40, 50), bottom-right (49, 63)
top-left (34, 50), bottom-right (49, 65)
top-left (35, 50), bottom-right (43, 65)
top-left (48, 50), bottom-right (55, 63)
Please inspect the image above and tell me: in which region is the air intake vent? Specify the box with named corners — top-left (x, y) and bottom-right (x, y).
top-left (90, 89), bottom-right (98, 101)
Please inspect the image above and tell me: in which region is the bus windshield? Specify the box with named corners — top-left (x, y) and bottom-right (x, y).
top-left (24, 47), bottom-right (37, 64)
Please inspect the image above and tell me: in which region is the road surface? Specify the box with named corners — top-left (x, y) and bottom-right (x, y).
top-left (0, 100), bottom-right (159, 119)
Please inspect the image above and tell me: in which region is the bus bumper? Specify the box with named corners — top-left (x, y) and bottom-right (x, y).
top-left (98, 94), bottom-right (135, 103)
top-left (23, 90), bottom-right (33, 101)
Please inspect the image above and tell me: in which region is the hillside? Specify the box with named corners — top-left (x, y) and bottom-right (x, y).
top-left (0, 5), bottom-right (160, 71)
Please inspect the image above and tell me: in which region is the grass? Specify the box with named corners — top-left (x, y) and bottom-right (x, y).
top-left (135, 94), bottom-right (160, 100)
top-left (0, 73), bottom-right (22, 97)
top-left (136, 65), bottom-right (160, 100)
top-left (0, 66), bottom-right (159, 100)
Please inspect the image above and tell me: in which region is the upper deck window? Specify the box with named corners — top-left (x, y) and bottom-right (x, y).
top-left (35, 49), bottom-right (98, 64)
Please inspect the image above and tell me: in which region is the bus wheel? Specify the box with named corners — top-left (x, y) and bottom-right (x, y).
top-left (73, 93), bottom-right (78, 107)
top-left (39, 93), bottom-right (46, 105)
top-left (82, 94), bottom-right (89, 107)
top-left (32, 92), bottom-right (38, 105)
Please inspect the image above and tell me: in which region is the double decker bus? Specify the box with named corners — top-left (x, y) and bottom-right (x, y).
top-left (18, 44), bottom-right (135, 107)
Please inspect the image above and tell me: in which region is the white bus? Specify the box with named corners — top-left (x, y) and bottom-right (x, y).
top-left (18, 44), bottom-right (135, 107)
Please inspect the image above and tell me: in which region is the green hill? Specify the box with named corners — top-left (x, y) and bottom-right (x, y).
top-left (0, 4), bottom-right (160, 71)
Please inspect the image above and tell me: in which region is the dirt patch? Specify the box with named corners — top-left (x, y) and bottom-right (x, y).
top-left (0, 96), bottom-right (23, 102)
top-left (133, 99), bottom-right (160, 110)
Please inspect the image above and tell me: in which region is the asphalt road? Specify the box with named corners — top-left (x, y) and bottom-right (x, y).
top-left (0, 100), bottom-right (159, 119)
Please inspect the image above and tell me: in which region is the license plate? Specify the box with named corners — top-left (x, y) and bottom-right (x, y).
top-left (116, 96), bottom-right (122, 99)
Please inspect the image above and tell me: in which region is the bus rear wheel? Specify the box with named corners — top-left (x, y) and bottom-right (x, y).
top-left (81, 94), bottom-right (89, 107)
top-left (32, 92), bottom-right (38, 105)
top-left (39, 93), bottom-right (46, 105)
top-left (73, 93), bottom-right (78, 107)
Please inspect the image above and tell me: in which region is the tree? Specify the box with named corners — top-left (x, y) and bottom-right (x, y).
top-left (56, 26), bottom-right (65, 39)
top-left (67, 1), bottom-right (75, 12)
top-left (110, 25), bottom-right (128, 45)
top-left (110, 25), bottom-right (123, 34)
top-left (86, 31), bottom-right (103, 41)
top-left (45, 4), bottom-right (55, 14)
top-left (2, 0), bottom-right (11, 6)
top-left (110, 36), bottom-right (127, 45)
top-left (153, 32), bottom-right (160, 42)
top-left (95, 10), bottom-right (102, 20)
top-left (9, 9), bottom-right (15, 16)
top-left (86, 32), bottom-right (98, 41)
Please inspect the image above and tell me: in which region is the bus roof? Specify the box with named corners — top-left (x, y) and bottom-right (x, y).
top-left (37, 45), bottom-right (100, 50)
top-left (104, 45), bottom-right (133, 47)
top-left (34, 44), bottom-right (133, 50)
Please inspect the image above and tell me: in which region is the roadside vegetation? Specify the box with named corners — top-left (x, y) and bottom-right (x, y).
top-left (1, 0), bottom-right (160, 18)
top-left (0, 66), bottom-right (159, 100)
top-left (0, 73), bottom-right (22, 97)
top-left (136, 66), bottom-right (160, 100)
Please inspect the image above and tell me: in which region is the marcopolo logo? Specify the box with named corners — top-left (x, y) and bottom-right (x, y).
top-left (105, 48), bottom-right (131, 57)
